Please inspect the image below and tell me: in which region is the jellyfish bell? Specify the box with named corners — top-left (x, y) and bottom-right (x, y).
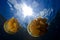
top-left (4, 17), bottom-right (21, 34)
top-left (27, 17), bottom-right (48, 37)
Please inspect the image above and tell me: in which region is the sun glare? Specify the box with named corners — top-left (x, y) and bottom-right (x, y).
top-left (21, 3), bottom-right (33, 17)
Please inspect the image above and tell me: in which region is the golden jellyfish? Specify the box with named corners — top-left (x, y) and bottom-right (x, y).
top-left (4, 17), bottom-right (21, 34)
top-left (27, 17), bottom-right (48, 37)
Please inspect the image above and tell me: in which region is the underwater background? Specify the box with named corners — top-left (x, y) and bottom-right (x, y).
top-left (0, 0), bottom-right (60, 40)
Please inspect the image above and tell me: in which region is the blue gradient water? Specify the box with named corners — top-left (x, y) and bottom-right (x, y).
top-left (0, 0), bottom-right (60, 28)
